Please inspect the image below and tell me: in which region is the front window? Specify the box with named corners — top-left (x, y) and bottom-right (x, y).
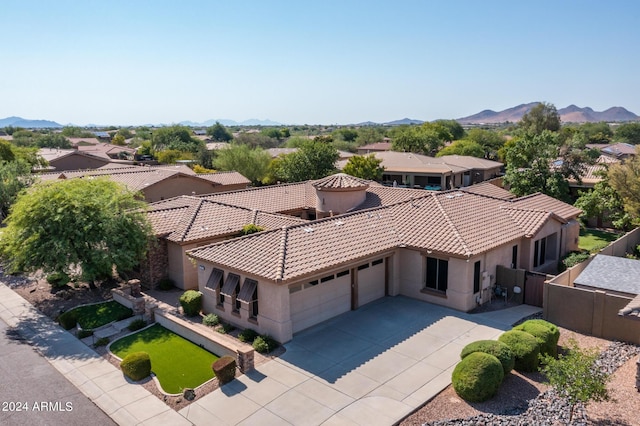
top-left (426, 257), bottom-right (448, 293)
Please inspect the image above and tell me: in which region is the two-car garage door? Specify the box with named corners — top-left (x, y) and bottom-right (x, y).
top-left (290, 258), bottom-right (386, 334)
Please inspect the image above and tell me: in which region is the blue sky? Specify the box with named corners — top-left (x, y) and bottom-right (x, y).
top-left (2, 0), bottom-right (639, 126)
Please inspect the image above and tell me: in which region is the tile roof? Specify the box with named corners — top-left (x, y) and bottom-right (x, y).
top-left (436, 155), bottom-right (503, 170)
top-left (146, 197), bottom-right (306, 243)
top-left (506, 193), bottom-right (582, 220)
top-left (188, 187), bottom-right (580, 282)
top-left (196, 171), bottom-right (250, 186)
top-left (312, 173), bottom-right (369, 190)
top-left (601, 143), bottom-right (637, 157)
top-left (460, 182), bottom-right (515, 199)
top-left (358, 142), bottom-right (392, 151)
top-left (371, 151), bottom-right (503, 174)
top-left (201, 182), bottom-right (314, 213)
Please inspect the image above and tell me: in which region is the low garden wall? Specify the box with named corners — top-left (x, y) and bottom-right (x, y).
top-left (154, 308), bottom-right (254, 371)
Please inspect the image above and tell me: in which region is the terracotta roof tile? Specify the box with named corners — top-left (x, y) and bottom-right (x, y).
top-left (197, 171), bottom-right (250, 186)
top-left (312, 173), bottom-right (369, 190)
top-left (507, 193), bottom-right (581, 220)
top-left (460, 182), bottom-right (515, 199)
top-left (202, 182), bottom-right (313, 213)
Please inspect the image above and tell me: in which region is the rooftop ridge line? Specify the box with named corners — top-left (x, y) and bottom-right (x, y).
top-left (432, 193), bottom-right (472, 257)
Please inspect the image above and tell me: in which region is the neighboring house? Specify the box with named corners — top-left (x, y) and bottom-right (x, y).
top-left (75, 143), bottom-right (137, 160)
top-left (567, 154), bottom-right (619, 193)
top-left (38, 165), bottom-right (251, 202)
top-left (37, 148), bottom-right (117, 172)
top-left (338, 151), bottom-right (503, 190)
top-left (544, 228), bottom-right (640, 344)
top-left (356, 140), bottom-right (392, 154)
top-left (184, 173), bottom-right (579, 342)
top-left (600, 142), bottom-right (637, 161)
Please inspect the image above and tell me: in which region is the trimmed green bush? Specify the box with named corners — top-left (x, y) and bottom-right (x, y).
top-left (217, 322), bottom-right (235, 334)
top-left (460, 340), bottom-right (515, 375)
top-left (202, 313), bottom-right (219, 327)
top-left (121, 351), bottom-right (151, 381)
top-left (238, 328), bottom-right (259, 343)
top-left (158, 277), bottom-right (174, 291)
top-left (58, 310), bottom-right (78, 330)
top-left (524, 319), bottom-right (560, 347)
top-left (452, 352), bottom-right (504, 402)
top-left (254, 335), bottom-right (278, 354)
top-left (47, 272), bottom-right (70, 288)
top-left (559, 251), bottom-right (590, 272)
top-left (94, 337), bottom-right (110, 347)
top-left (127, 319), bottom-right (146, 332)
top-left (212, 355), bottom-right (236, 384)
top-left (498, 330), bottom-right (540, 372)
top-left (514, 320), bottom-right (558, 358)
top-left (179, 290), bottom-right (202, 317)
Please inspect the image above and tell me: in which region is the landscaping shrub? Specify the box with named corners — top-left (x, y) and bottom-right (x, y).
top-left (212, 355), bottom-right (236, 384)
top-left (179, 290), bottom-right (202, 316)
top-left (58, 310), bottom-right (78, 330)
top-left (525, 319), bottom-right (560, 346)
top-left (460, 340), bottom-right (515, 375)
top-left (77, 329), bottom-right (94, 339)
top-left (218, 322), bottom-right (235, 334)
top-left (498, 330), bottom-right (540, 372)
top-left (158, 277), bottom-right (174, 291)
top-left (94, 337), bottom-right (110, 347)
top-left (238, 328), bottom-right (259, 343)
top-left (120, 351), bottom-right (151, 381)
top-left (558, 251), bottom-right (590, 272)
top-left (514, 320), bottom-right (559, 358)
top-left (202, 313), bottom-right (219, 327)
top-left (452, 352), bottom-right (504, 402)
top-left (253, 335), bottom-right (279, 353)
top-left (47, 272), bottom-right (70, 288)
top-left (127, 318), bottom-right (146, 332)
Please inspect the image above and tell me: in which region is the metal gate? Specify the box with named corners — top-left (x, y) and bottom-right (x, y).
top-left (524, 272), bottom-right (545, 307)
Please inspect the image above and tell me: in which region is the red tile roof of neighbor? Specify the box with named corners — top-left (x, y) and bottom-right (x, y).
top-left (187, 187), bottom-right (580, 283)
top-left (312, 173), bottom-right (370, 190)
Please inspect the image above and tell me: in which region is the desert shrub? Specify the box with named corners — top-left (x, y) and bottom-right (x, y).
top-left (58, 310), bottom-right (78, 330)
top-left (94, 337), bottom-right (110, 347)
top-left (158, 277), bottom-right (174, 291)
top-left (452, 352), bottom-right (504, 402)
top-left (253, 335), bottom-right (279, 353)
top-left (525, 319), bottom-right (560, 345)
top-left (77, 329), bottom-right (94, 339)
top-left (238, 328), bottom-right (259, 343)
top-left (514, 320), bottom-right (559, 358)
top-left (212, 355), bottom-right (236, 384)
top-left (498, 330), bottom-right (540, 372)
top-left (47, 272), bottom-right (70, 288)
top-left (218, 322), bottom-right (235, 334)
top-left (202, 313), bottom-right (219, 327)
top-left (179, 290), bottom-right (202, 316)
top-left (127, 318), bottom-right (146, 332)
top-left (461, 340), bottom-right (515, 375)
top-left (120, 352), bottom-right (151, 381)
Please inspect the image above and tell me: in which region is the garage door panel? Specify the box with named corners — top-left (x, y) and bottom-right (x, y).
top-left (358, 261), bottom-right (385, 306)
top-left (290, 276), bottom-right (351, 333)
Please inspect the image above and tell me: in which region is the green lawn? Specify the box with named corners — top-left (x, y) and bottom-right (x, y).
top-left (110, 324), bottom-right (219, 394)
top-left (73, 300), bottom-right (133, 329)
top-left (579, 228), bottom-right (620, 253)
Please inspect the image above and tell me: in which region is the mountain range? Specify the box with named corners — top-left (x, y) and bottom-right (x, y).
top-left (457, 102), bottom-right (639, 124)
top-left (0, 116), bottom-right (63, 128)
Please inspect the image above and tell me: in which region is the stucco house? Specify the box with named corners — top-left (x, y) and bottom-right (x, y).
top-left (38, 165), bottom-right (250, 202)
top-left (184, 173), bottom-right (580, 343)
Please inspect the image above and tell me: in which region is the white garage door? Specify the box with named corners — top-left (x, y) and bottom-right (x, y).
top-left (290, 272), bottom-right (351, 334)
top-left (357, 258), bottom-right (385, 307)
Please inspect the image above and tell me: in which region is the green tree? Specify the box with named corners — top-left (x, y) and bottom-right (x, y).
top-left (434, 119), bottom-right (465, 140)
top-left (0, 140), bottom-right (15, 162)
top-left (436, 139), bottom-right (485, 157)
top-left (574, 172), bottom-right (633, 230)
top-left (111, 134), bottom-right (126, 146)
top-left (0, 160), bottom-right (36, 220)
top-left (355, 127), bottom-right (386, 146)
top-left (152, 125), bottom-right (202, 152)
top-left (608, 147), bottom-right (640, 218)
top-left (503, 131), bottom-right (591, 201)
top-left (277, 140), bottom-right (339, 182)
top-left (540, 340), bottom-right (610, 423)
top-left (343, 154), bottom-right (384, 180)
top-left (213, 144), bottom-right (271, 184)
top-left (235, 132), bottom-right (280, 149)
top-left (0, 178), bottom-right (152, 287)
top-left (207, 122), bottom-right (233, 142)
top-left (391, 123), bottom-right (451, 155)
top-left (614, 122), bottom-right (640, 144)
top-left (518, 102), bottom-right (561, 134)
top-left (117, 128), bottom-right (134, 139)
top-left (61, 126), bottom-right (94, 138)
top-left (466, 128), bottom-right (506, 159)
top-left (333, 128), bottom-right (359, 143)
top-left (260, 127), bottom-right (282, 140)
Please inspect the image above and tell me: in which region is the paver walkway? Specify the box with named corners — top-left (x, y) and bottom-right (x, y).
top-left (0, 283), bottom-right (540, 426)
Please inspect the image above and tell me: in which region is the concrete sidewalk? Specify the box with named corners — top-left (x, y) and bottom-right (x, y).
top-left (0, 284), bottom-right (190, 426)
top-left (0, 283), bottom-right (540, 426)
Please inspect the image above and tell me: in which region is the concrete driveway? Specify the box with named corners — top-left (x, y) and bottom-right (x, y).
top-left (181, 296), bottom-right (540, 426)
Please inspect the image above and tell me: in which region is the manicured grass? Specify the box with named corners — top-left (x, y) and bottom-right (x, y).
top-left (110, 324), bottom-right (219, 393)
top-left (579, 228), bottom-right (620, 253)
top-left (72, 300), bottom-right (133, 329)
